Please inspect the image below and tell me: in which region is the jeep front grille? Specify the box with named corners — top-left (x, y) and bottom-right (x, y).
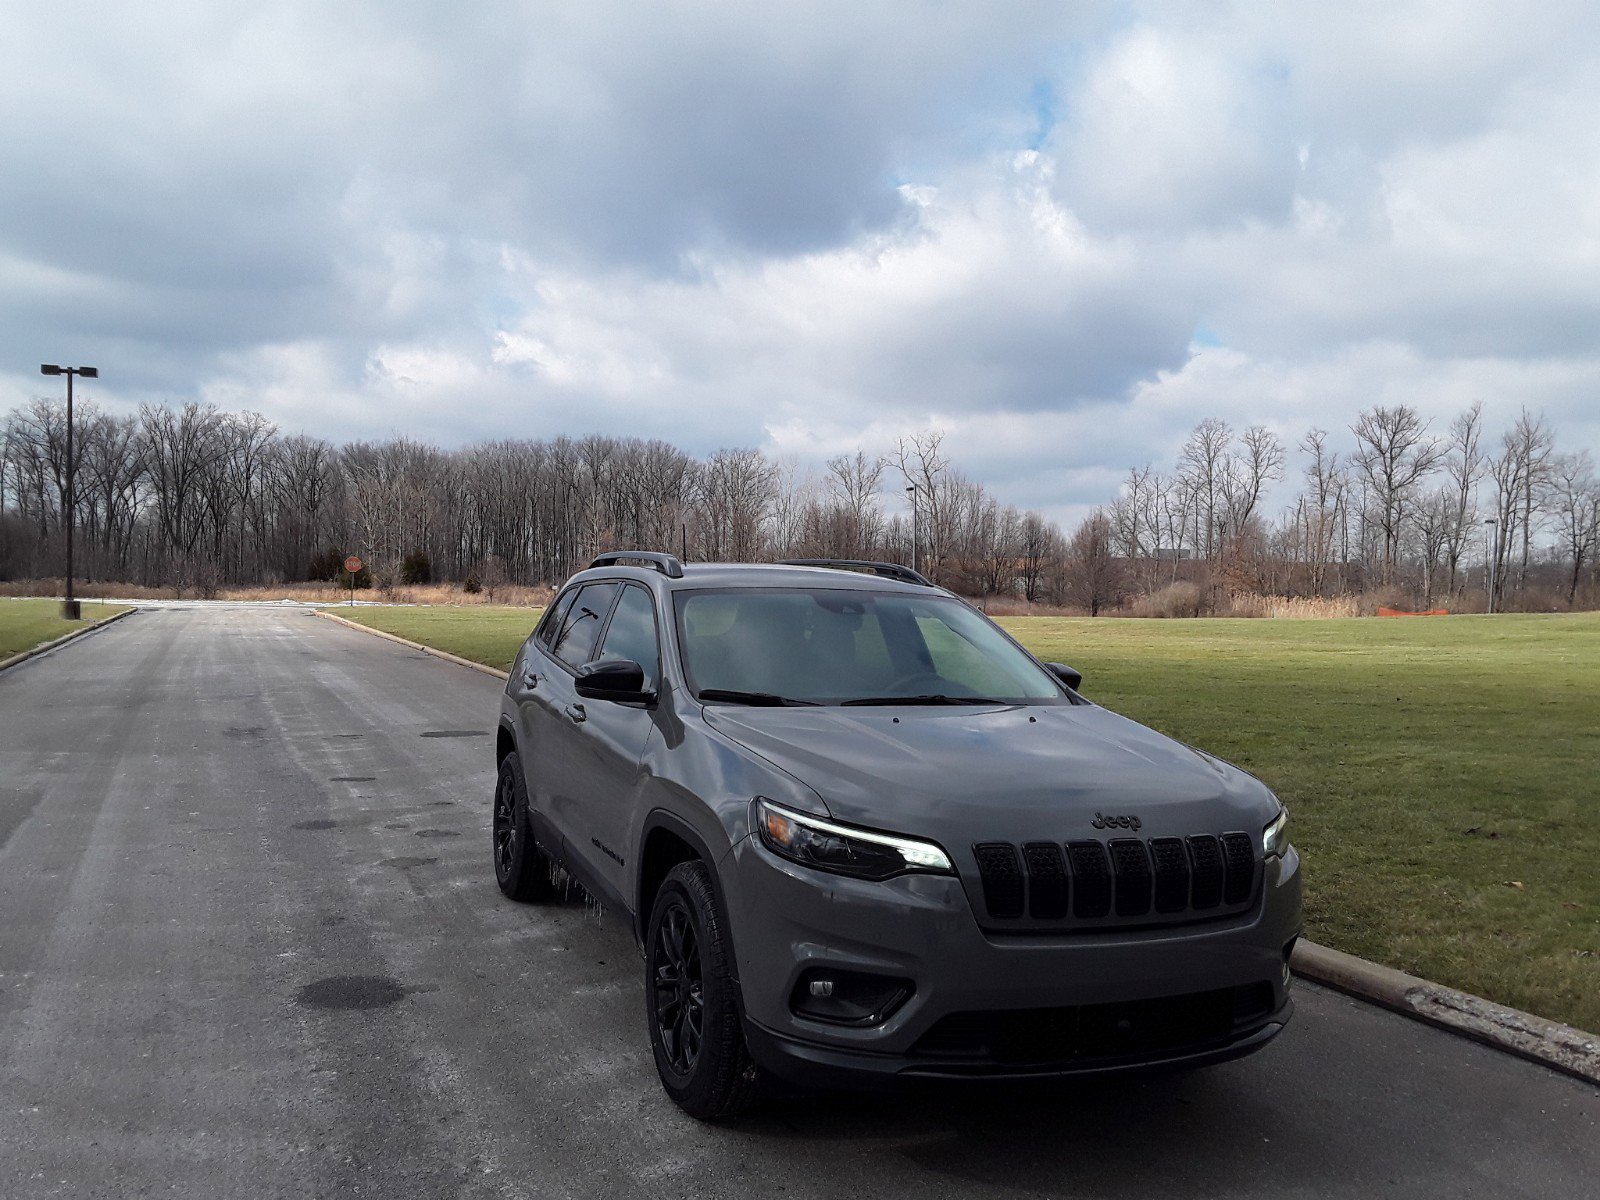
top-left (971, 831), bottom-right (1259, 926)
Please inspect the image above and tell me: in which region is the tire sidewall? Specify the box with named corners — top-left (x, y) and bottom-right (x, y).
top-left (644, 862), bottom-right (751, 1116)
top-left (494, 756), bottom-right (526, 888)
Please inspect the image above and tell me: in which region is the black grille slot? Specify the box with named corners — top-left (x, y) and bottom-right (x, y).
top-left (1149, 837), bottom-right (1190, 913)
top-left (1187, 835), bottom-right (1224, 909)
top-left (1221, 832), bottom-right (1256, 905)
top-left (973, 843), bottom-right (1025, 918)
top-left (1022, 843), bottom-right (1070, 920)
top-left (1066, 841), bottom-right (1112, 918)
top-left (1109, 839), bottom-right (1152, 916)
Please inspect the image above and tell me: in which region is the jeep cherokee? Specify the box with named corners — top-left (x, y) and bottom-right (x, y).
top-left (493, 553), bottom-right (1302, 1118)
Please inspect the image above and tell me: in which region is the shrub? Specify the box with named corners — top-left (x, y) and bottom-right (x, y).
top-left (1131, 581), bottom-right (1204, 618)
top-left (463, 570), bottom-right (482, 594)
top-left (400, 550), bottom-right (433, 585)
top-left (307, 549), bottom-right (344, 582)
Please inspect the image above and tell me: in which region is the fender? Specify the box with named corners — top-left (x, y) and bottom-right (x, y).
top-left (636, 808), bottom-right (741, 993)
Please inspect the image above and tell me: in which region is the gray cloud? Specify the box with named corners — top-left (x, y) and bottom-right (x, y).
top-left (2, 1), bottom-right (1597, 524)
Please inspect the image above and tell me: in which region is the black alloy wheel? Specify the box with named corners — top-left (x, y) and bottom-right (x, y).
top-left (644, 860), bottom-right (759, 1119)
top-left (492, 752), bottom-right (554, 902)
top-left (652, 901), bottom-right (704, 1075)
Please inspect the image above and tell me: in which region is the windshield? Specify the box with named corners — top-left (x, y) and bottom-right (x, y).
top-left (674, 588), bottom-right (1067, 706)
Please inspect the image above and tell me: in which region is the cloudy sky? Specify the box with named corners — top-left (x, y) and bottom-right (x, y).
top-left (4, 1), bottom-right (1597, 524)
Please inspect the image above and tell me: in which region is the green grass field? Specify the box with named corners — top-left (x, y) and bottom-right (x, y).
top-left (338, 604), bottom-right (1600, 1033)
top-left (0, 598), bottom-right (132, 660)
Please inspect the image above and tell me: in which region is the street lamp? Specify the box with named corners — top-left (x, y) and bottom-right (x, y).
top-left (1483, 518), bottom-right (1498, 615)
top-left (40, 363), bottom-right (99, 621)
top-left (905, 484), bottom-right (920, 576)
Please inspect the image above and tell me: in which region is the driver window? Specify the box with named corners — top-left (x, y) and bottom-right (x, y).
top-left (595, 584), bottom-right (661, 690)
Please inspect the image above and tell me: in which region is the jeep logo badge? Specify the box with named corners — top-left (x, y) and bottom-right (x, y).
top-left (1092, 812), bottom-right (1142, 831)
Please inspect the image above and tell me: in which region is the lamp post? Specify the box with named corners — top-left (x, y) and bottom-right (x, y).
top-left (1483, 517), bottom-right (1498, 615)
top-left (905, 484), bottom-right (919, 576)
top-left (40, 364), bottom-right (99, 620)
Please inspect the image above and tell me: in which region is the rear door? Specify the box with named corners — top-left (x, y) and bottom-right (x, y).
top-left (523, 581), bottom-right (619, 880)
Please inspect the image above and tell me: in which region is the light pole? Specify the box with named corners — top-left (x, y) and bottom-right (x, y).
top-left (40, 364), bottom-right (99, 620)
top-left (1484, 517), bottom-right (1498, 615)
top-left (905, 484), bottom-right (919, 576)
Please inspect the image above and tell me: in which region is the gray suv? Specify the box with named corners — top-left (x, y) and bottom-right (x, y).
top-left (493, 553), bottom-right (1302, 1118)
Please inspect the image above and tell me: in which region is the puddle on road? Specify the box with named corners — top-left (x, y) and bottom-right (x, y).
top-left (419, 730), bottom-right (489, 739)
top-left (329, 776), bottom-right (375, 783)
top-left (224, 726), bottom-right (265, 738)
top-left (296, 975), bottom-right (407, 1010)
top-left (383, 856), bottom-right (437, 869)
top-left (292, 819), bottom-right (340, 831)
top-left (415, 829), bottom-right (459, 839)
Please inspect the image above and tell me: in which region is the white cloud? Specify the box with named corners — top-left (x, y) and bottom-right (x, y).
top-left (2, 1), bottom-right (1597, 527)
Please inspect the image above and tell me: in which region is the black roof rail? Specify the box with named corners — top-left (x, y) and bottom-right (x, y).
top-left (588, 551), bottom-right (685, 579)
top-left (777, 558), bottom-right (935, 588)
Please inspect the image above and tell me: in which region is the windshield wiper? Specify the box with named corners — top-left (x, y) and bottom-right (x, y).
top-left (840, 694), bottom-right (1008, 707)
top-left (697, 688), bottom-right (818, 707)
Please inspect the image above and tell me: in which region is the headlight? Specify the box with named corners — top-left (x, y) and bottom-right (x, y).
top-left (755, 799), bottom-right (953, 881)
top-left (1263, 806), bottom-right (1290, 859)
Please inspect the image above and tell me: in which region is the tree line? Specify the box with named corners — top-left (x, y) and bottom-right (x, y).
top-left (1096, 403), bottom-right (1599, 612)
top-left (0, 402), bottom-right (1065, 598)
top-left (2, 396), bottom-right (1595, 611)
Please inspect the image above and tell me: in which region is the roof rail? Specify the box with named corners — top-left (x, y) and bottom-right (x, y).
top-left (588, 551), bottom-right (685, 579)
top-left (777, 558), bottom-right (934, 588)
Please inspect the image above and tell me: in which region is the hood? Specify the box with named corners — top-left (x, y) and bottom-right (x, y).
top-left (703, 702), bottom-right (1277, 846)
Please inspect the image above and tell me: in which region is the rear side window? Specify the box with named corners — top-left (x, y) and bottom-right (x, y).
top-left (550, 583), bottom-right (618, 668)
top-left (536, 589), bottom-right (578, 648)
top-left (594, 584), bottom-right (661, 689)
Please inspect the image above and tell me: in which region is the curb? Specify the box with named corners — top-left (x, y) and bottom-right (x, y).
top-left (0, 606), bottom-right (137, 675)
top-left (314, 609), bottom-right (513, 681)
top-left (1292, 939), bottom-right (1599, 1087)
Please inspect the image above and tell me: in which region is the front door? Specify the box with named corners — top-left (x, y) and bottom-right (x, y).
top-left (574, 582), bottom-right (663, 900)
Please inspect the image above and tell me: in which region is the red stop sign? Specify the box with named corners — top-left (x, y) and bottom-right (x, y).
top-left (344, 555), bottom-right (363, 574)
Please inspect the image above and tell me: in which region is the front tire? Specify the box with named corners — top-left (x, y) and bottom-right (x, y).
top-left (492, 752), bottom-right (555, 902)
top-left (645, 861), bottom-right (758, 1119)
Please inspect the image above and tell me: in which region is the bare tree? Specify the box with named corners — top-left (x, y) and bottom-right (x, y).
top-left (1350, 405), bottom-right (1444, 583)
top-left (1440, 402), bottom-right (1486, 596)
top-left (1178, 418), bottom-right (1232, 561)
top-left (1060, 509), bottom-right (1125, 616)
top-left (1550, 451), bottom-right (1599, 604)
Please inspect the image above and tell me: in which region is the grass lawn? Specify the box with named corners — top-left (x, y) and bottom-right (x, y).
top-left (0, 598), bottom-right (132, 660)
top-left (338, 603), bottom-right (1600, 1033)
top-left (335, 604), bottom-right (547, 673)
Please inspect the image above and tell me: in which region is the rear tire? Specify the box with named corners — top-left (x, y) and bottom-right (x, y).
top-left (645, 860), bottom-right (758, 1119)
top-left (492, 752), bottom-right (555, 902)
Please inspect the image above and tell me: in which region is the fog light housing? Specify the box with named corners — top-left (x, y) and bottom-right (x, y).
top-left (791, 969), bottom-right (913, 1026)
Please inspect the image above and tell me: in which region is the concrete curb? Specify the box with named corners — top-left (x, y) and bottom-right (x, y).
top-left (314, 609), bottom-right (513, 681)
top-left (1292, 940), bottom-right (1599, 1087)
top-left (313, 606), bottom-right (1600, 1089)
top-left (0, 606), bottom-right (137, 675)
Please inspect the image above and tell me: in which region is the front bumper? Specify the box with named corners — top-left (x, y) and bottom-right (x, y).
top-left (722, 836), bottom-right (1302, 1086)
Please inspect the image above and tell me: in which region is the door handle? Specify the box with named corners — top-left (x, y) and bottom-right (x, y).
top-left (522, 668), bottom-right (540, 690)
top-left (564, 702), bottom-right (587, 724)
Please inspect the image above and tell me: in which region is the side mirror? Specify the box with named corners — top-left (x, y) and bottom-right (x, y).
top-left (1046, 662), bottom-right (1083, 692)
top-left (575, 658), bottom-right (652, 702)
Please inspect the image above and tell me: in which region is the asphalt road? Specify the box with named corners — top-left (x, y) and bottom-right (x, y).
top-left (1, 607), bottom-right (1594, 1199)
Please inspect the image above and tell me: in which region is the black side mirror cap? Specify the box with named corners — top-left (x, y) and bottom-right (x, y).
top-left (1046, 662), bottom-right (1083, 692)
top-left (575, 658), bottom-right (652, 702)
